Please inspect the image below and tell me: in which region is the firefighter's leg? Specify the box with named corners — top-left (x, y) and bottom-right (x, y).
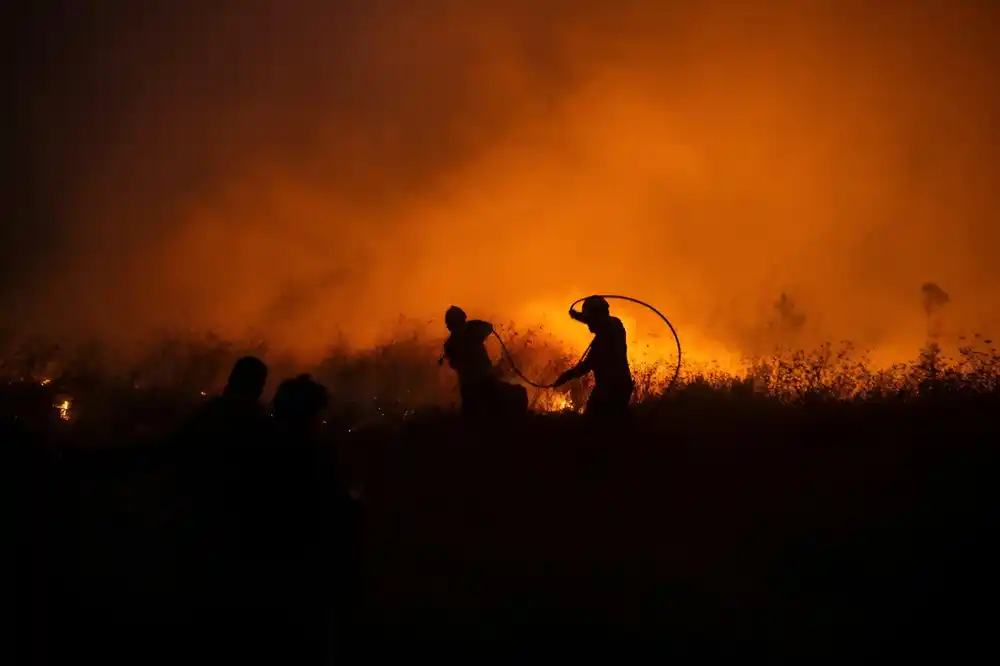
top-left (460, 383), bottom-right (490, 426)
top-left (584, 385), bottom-right (632, 428)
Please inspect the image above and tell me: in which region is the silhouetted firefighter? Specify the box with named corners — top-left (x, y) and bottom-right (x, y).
top-left (440, 305), bottom-right (527, 422)
top-left (553, 296), bottom-right (634, 423)
top-left (921, 282), bottom-right (950, 339)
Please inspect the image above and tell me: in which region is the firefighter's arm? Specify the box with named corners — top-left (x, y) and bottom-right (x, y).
top-left (553, 367), bottom-right (579, 387)
top-left (553, 358), bottom-right (589, 387)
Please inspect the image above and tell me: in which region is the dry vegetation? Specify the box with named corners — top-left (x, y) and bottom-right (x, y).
top-left (2, 320), bottom-right (998, 441)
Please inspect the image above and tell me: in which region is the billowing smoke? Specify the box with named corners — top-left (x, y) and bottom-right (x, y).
top-left (8, 0), bottom-right (1000, 367)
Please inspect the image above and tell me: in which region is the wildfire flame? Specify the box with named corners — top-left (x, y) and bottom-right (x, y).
top-left (56, 398), bottom-right (72, 421)
top-left (536, 391), bottom-right (577, 413)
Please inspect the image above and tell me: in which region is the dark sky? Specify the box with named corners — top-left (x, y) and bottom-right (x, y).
top-left (6, 1), bottom-right (1000, 363)
top-left (6, 1), bottom-right (162, 287)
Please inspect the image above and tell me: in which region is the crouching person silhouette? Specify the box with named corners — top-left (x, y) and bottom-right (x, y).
top-left (440, 305), bottom-right (527, 423)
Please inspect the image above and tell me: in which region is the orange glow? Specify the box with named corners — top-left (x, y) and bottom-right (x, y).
top-left (55, 398), bottom-right (72, 421)
top-left (534, 391), bottom-right (578, 414)
top-left (9, 2), bottom-right (1000, 381)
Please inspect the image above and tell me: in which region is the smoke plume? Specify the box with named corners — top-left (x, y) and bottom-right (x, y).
top-left (8, 0), bottom-right (1000, 367)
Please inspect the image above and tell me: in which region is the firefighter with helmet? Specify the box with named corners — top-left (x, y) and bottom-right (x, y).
top-left (552, 296), bottom-right (634, 421)
top-left (439, 305), bottom-right (501, 419)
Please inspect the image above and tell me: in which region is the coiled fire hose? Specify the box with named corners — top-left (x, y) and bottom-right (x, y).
top-left (491, 294), bottom-right (682, 392)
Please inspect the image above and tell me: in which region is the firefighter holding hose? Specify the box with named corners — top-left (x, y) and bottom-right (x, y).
top-left (552, 296), bottom-right (634, 422)
top-left (439, 305), bottom-right (503, 420)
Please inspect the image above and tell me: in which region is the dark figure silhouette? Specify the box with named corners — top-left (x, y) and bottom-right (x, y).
top-left (238, 374), bottom-right (343, 664)
top-left (173, 356), bottom-right (273, 636)
top-left (921, 282), bottom-right (950, 315)
top-left (440, 306), bottom-right (530, 423)
top-left (921, 282), bottom-right (950, 339)
top-left (183, 355), bottom-right (270, 441)
top-left (440, 306), bottom-right (505, 420)
top-left (272, 373), bottom-right (329, 437)
top-left (441, 307), bottom-right (495, 380)
top-left (269, 375), bottom-right (341, 589)
top-left (553, 296), bottom-right (634, 423)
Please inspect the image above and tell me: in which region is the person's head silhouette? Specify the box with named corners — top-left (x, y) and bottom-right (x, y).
top-left (223, 356), bottom-right (268, 401)
top-left (445, 305), bottom-right (467, 333)
top-left (273, 374), bottom-right (329, 433)
top-left (575, 296), bottom-right (611, 333)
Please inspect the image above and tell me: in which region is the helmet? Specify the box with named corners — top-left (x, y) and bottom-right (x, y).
top-left (445, 305), bottom-right (467, 329)
top-left (580, 295), bottom-right (610, 319)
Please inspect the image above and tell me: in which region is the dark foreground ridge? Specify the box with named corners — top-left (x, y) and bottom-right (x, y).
top-left (7, 348), bottom-right (1000, 663)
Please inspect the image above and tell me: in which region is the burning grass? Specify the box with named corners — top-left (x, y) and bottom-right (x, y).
top-left (1, 323), bottom-right (998, 438)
